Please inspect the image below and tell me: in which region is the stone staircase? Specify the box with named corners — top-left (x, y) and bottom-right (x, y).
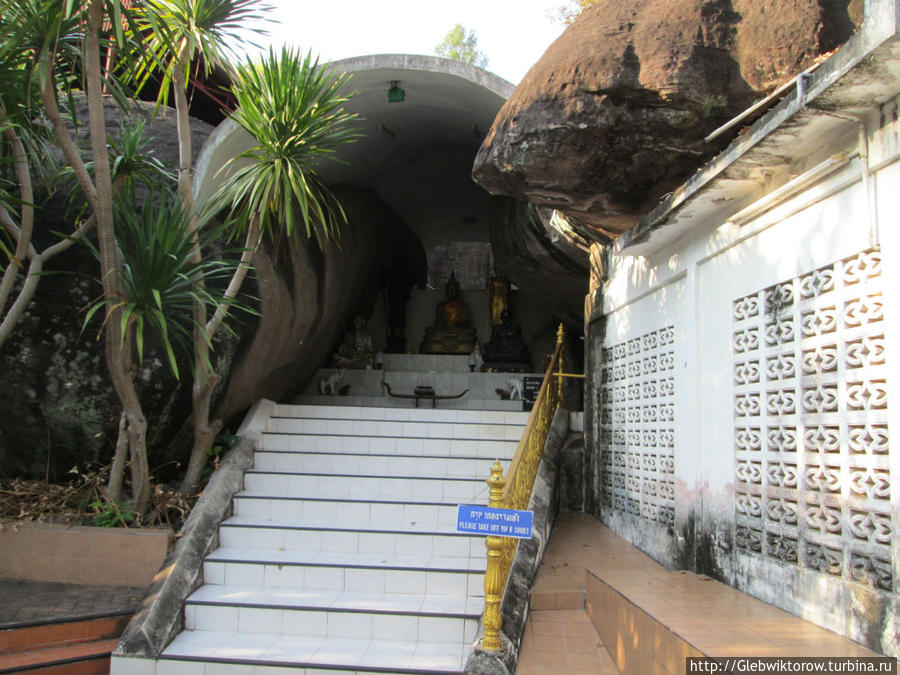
top-left (152, 403), bottom-right (528, 674)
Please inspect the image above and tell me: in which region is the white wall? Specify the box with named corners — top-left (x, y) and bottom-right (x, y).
top-left (585, 99), bottom-right (900, 654)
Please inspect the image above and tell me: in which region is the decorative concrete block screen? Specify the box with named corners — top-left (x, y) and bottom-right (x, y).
top-left (597, 325), bottom-right (677, 528)
top-left (732, 248), bottom-right (891, 592)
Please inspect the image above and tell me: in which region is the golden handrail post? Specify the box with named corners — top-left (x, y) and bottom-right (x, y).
top-left (482, 460), bottom-right (506, 651)
top-left (556, 323), bottom-right (565, 400)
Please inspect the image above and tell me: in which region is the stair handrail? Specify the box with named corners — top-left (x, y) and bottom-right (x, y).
top-left (481, 323), bottom-right (565, 652)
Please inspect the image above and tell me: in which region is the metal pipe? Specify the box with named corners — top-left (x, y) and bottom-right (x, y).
top-left (704, 61), bottom-right (824, 144)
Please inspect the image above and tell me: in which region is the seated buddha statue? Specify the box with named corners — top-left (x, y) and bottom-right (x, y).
top-left (419, 272), bottom-right (477, 355)
top-left (332, 315), bottom-right (375, 368)
top-left (483, 309), bottom-right (530, 367)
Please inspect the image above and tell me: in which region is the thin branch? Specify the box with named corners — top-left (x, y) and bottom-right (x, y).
top-left (0, 247), bottom-right (42, 349)
top-left (40, 82), bottom-right (98, 209)
top-left (205, 212), bottom-right (260, 342)
top-left (0, 119), bottom-right (35, 314)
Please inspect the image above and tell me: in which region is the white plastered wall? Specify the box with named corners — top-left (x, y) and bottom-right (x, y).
top-left (588, 99), bottom-right (900, 654)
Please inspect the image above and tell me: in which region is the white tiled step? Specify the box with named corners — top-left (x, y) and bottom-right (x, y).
top-left (266, 417), bottom-right (524, 441)
top-left (275, 403), bottom-right (530, 425)
top-left (294, 393), bottom-right (528, 413)
top-left (242, 472), bottom-right (489, 501)
top-left (202, 549), bottom-right (484, 593)
top-left (260, 433), bottom-right (518, 458)
top-left (252, 450), bottom-right (502, 478)
top-left (233, 494), bottom-right (461, 525)
top-left (218, 519), bottom-right (487, 559)
top-left (160, 631), bottom-right (469, 673)
top-left (186, 585), bottom-right (482, 621)
top-left (183, 588), bottom-right (479, 646)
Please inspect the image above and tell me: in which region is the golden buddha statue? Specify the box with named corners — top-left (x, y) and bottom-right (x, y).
top-left (420, 272), bottom-right (478, 355)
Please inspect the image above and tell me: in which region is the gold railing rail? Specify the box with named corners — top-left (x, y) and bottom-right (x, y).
top-left (481, 324), bottom-right (565, 651)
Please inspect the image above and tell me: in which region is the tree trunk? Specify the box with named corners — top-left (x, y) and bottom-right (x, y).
top-left (172, 48), bottom-right (220, 496)
top-left (178, 215), bottom-right (261, 494)
top-left (0, 118), bottom-right (35, 318)
top-left (107, 413), bottom-right (129, 502)
top-left (85, 0), bottom-right (150, 512)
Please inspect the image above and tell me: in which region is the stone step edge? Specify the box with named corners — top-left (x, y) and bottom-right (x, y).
top-left (185, 599), bottom-right (481, 620)
top-left (268, 414), bottom-right (527, 426)
top-left (234, 493), bottom-right (472, 507)
top-left (245, 470), bottom-right (486, 483)
top-left (261, 431), bottom-right (520, 443)
top-left (219, 520), bottom-right (482, 538)
top-left (204, 555), bottom-right (486, 574)
top-left (277, 402), bottom-right (529, 414)
top-left (157, 651), bottom-right (465, 675)
top-left (255, 449), bottom-right (504, 460)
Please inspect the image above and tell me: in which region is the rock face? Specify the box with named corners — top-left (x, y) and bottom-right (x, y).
top-left (490, 199), bottom-right (589, 328)
top-left (213, 186), bottom-right (419, 426)
top-left (0, 96), bottom-right (417, 482)
top-left (472, 0), bottom-right (863, 238)
top-left (0, 99), bottom-right (215, 479)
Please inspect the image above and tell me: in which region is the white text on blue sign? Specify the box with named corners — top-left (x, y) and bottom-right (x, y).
top-left (456, 505), bottom-right (534, 539)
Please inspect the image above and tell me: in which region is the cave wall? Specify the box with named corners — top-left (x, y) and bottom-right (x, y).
top-left (583, 103), bottom-right (900, 655)
top-left (490, 198), bottom-right (589, 328)
top-left (214, 185), bottom-right (417, 425)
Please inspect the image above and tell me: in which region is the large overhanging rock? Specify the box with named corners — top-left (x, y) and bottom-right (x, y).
top-left (472, 0), bottom-right (863, 239)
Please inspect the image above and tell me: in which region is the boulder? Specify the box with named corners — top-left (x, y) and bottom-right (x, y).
top-left (472, 0), bottom-right (863, 238)
top-left (0, 96), bottom-right (417, 483)
top-left (0, 99), bottom-right (214, 479)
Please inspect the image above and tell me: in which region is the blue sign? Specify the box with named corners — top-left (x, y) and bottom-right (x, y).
top-left (456, 504), bottom-right (534, 539)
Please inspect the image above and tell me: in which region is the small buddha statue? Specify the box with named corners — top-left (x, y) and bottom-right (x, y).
top-left (419, 272), bottom-right (478, 355)
top-left (483, 309), bottom-right (530, 367)
top-left (332, 315), bottom-right (375, 369)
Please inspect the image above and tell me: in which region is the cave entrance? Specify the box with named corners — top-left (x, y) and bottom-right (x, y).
top-left (193, 55), bottom-right (566, 406)
top-left (317, 55), bottom-right (555, 360)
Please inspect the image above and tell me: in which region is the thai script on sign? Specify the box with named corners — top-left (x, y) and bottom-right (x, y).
top-left (456, 505), bottom-right (533, 538)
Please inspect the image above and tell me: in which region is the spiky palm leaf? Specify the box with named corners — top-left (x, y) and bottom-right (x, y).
top-left (83, 195), bottom-right (248, 377)
top-left (127, 0), bottom-right (272, 104)
top-left (212, 46), bottom-right (360, 246)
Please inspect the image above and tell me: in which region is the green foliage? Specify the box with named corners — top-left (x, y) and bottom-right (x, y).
top-left (211, 46), bottom-right (360, 247)
top-left (434, 24), bottom-right (488, 69)
top-left (0, 0), bottom-right (84, 94)
top-left (82, 195), bottom-right (250, 378)
top-left (0, 0), bottom-right (138, 113)
top-left (108, 121), bottom-right (174, 198)
top-left (90, 498), bottom-right (137, 527)
top-left (127, 0), bottom-right (273, 105)
top-left (699, 94), bottom-right (728, 119)
top-left (208, 429), bottom-right (237, 459)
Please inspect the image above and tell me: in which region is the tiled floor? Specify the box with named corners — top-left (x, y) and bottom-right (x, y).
top-left (518, 512), bottom-right (879, 675)
top-left (517, 608), bottom-right (620, 674)
top-left (516, 513), bottom-right (620, 674)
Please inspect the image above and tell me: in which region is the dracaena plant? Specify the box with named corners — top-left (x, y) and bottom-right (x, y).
top-left (175, 45), bottom-right (360, 494)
